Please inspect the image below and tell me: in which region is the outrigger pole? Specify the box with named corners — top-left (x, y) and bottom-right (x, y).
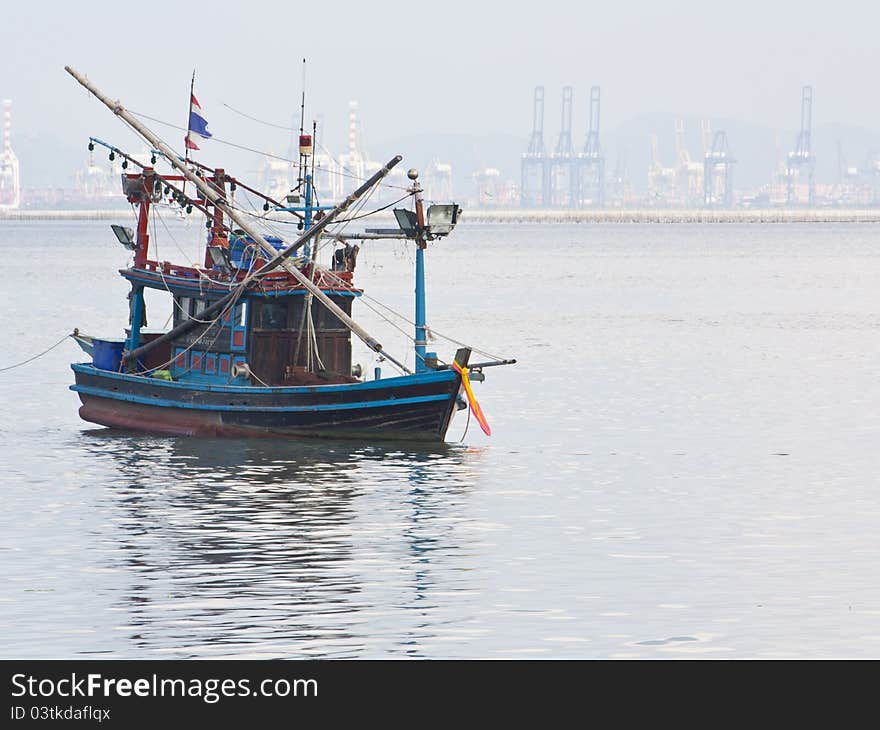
top-left (64, 66), bottom-right (406, 370)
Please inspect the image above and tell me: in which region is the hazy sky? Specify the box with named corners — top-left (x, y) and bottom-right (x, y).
top-left (2, 0), bottom-right (877, 177)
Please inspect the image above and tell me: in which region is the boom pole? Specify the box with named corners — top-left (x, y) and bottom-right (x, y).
top-left (64, 65), bottom-right (402, 364)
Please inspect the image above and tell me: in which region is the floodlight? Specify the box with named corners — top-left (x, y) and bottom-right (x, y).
top-left (426, 204), bottom-right (460, 237)
top-left (110, 224), bottom-right (136, 250)
top-left (207, 245), bottom-right (233, 274)
top-left (393, 208), bottom-right (419, 238)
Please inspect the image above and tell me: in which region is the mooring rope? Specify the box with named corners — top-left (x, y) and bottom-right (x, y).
top-left (0, 334), bottom-right (71, 373)
top-left (458, 401), bottom-right (472, 443)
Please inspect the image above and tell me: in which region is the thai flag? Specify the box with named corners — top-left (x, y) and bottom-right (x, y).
top-left (185, 94), bottom-right (212, 151)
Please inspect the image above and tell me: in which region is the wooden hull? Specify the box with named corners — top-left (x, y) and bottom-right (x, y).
top-left (71, 364), bottom-right (462, 442)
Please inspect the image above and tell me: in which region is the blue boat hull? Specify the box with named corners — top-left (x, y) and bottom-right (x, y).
top-left (71, 364), bottom-right (463, 442)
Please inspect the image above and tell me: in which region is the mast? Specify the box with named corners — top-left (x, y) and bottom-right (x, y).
top-left (184, 70), bottom-right (195, 164)
top-left (410, 169), bottom-right (428, 374)
top-left (65, 65), bottom-right (399, 363)
top-left (297, 58), bottom-right (306, 192)
top-left (297, 59), bottom-right (314, 259)
top-left (126, 179), bottom-right (152, 355)
top-left (181, 70), bottom-right (195, 201)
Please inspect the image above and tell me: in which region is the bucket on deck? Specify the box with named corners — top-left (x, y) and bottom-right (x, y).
top-left (92, 339), bottom-right (124, 372)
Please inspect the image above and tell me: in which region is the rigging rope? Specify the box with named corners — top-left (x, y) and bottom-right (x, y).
top-left (330, 192), bottom-right (411, 224)
top-left (0, 335), bottom-right (71, 372)
top-left (218, 102), bottom-right (391, 191)
top-left (458, 401), bottom-right (471, 443)
top-left (317, 261), bottom-right (513, 364)
top-left (127, 109), bottom-right (409, 190)
top-left (221, 102), bottom-right (293, 131)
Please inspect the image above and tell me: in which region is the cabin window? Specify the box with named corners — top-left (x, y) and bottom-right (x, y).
top-left (234, 302), bottom-right (247, 328)
top-left (173, 296), bottom-right (213, 326)
top-left (317, 308), bottom-right (344, 331)
top-left (174, 296), bottom-right (192, 326)
top-left (316, 297), bottom-right (352, 331)
top-left (282, 296), bottom-right (351, 332)
top-left (230, 302), bottom-right (248, 352)
top-left (288, 298), bottom-right (305, 328)
top-left (258, 300), bottom-right (287, 329)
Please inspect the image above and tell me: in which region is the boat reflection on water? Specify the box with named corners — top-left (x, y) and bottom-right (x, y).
top-left (77, 430), bottom-right (484, 658)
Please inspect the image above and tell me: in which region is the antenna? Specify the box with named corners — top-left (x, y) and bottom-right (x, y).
top-left (311, 119), bottom-right (318, 199)
top-left (298, 58), bottom-right (306, 187)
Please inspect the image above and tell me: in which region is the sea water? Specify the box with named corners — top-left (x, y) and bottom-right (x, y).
top-left (1, 219), bottom-right (879, 658)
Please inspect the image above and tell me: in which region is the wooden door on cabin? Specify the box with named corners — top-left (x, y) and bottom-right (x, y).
top-left (249, 297), bottom-right (353, 385)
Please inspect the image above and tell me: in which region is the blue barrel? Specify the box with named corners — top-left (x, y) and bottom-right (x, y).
top-left (92, 339), bottom-right (124, 371)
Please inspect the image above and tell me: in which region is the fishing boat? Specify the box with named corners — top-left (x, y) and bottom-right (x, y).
top-left (64, 67), bottom-right (514, 442)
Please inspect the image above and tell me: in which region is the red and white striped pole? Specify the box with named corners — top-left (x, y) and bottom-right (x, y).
top-left (3, 100), bottom-right (11, 159)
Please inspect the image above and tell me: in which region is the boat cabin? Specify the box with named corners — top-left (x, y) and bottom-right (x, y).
top-left (117, 167), bottom-right (361, 387)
